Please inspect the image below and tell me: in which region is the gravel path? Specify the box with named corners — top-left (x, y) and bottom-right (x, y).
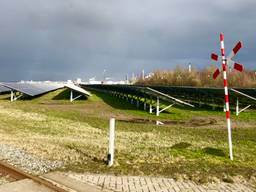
top-left (0, 144), bottom-right (63, 175)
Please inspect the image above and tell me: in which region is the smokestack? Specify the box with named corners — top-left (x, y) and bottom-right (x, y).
top-left (188, 63), bottom-right (191, 72)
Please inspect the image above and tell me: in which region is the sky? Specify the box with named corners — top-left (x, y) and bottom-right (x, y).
top-left (0, 0), bottom-right (255, 81)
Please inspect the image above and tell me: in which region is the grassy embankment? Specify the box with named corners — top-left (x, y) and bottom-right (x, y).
top-left (0, 89), bottom-right (255, 184)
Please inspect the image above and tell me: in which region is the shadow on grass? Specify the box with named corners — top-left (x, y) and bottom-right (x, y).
top-left (53, 89), bottom-right (88, 101)
top-left (171, 142), bottom-right (192, 149)
top-left (90, 91), bottom-right (175, 115)
top-left (203, 147), bottom-right (226, 157)
top-left (91, 91), bottom-right (145, 110)
top-left (65, 143), bottom-right (107, 164)
top-left (88, 90), bottom-right (225, 116)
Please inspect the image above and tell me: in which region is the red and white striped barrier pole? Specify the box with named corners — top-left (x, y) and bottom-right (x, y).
top-left (220, 33), bottom-right (233, 160)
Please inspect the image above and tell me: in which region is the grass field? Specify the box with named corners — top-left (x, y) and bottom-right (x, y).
top-left (0, 89), bottom-right (255, 185)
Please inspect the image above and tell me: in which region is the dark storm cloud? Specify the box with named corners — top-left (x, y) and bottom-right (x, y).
top-left (0, 0), bottom-right (255, 81)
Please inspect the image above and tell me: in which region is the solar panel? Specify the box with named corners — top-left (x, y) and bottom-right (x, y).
top-left (0, 82), bottom-right (64, 97)
top-left (65, 83), bottom-right (91, 96)
top-left (0, 85), bottom-right (10, 93)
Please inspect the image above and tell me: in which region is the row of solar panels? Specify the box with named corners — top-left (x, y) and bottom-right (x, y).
top-left (83, 84), bottom-right (256, 107)
top-left (0, 82), bottom-right (91, 97)
top-left (143, 85), bottom-right (256, 106)
top-left (82, 84), bottom-right (195, 107)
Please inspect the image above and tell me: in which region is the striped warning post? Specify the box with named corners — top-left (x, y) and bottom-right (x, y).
top-left (211, 33), bottom-right (244, 160)
top-left (220, 33), bottom-right (233, 160)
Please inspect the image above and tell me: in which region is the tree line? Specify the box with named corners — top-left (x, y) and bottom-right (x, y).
top-left (136, 66), bottom-right (256, 88)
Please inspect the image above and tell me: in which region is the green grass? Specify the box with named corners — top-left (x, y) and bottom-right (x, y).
top-left (0, 89), bottom-right (255, 185)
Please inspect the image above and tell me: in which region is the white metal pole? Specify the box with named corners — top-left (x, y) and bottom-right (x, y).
top-left (156, 96), bottom-right (159, 116)
top-left (149, 96), bottom-right (153, 114)
top-left (108, 118), bottom-right (115, 167)
top-left (11, 91), bottom-right (14, 102)
top-left (70, 90), bottom-right (73, 102)
top-left (236, 98), bottom-right (239, 116)
top-left (223, 104), bottom-right (226, 112)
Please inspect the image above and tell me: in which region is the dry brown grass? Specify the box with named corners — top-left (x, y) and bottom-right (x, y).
top-left (137, 66), bottom-right (256, 88)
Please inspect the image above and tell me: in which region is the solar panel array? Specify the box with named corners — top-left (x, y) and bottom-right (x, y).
top-left (145, 85), bottom-right (256, 106)
top-left (83, 84), bottom-right (194, 107)
top-left (83, 84), bottom-right (256, 107)
top-left (0, 82), bottom-right (64, 97)
top-left (64, 83), bottom-right (91, 96)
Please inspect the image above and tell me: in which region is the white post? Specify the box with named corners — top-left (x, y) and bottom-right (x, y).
top-left (227, 118), bottom-right (233, 160)
top-left (70, 90), bottom-right (73, 102)
top-left (108, 118), bottom-right (115, 167)
top-left (156, 96), bottom-right (159, 116)
top-left (149, 96), bottom-right (153, 114)
top-left (236, 98), bottom-right (239, 116)
top-left (11, 91), bottom-right (14, 102)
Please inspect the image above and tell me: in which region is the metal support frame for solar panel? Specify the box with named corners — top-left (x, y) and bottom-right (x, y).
top-left (144, 87), bottom-right (195, 116)
top-left (65, 84), bottom-right (91, 102)
top-left (231, 88), bottom-right (256, 116)
top-left (10, 90), bottom-right (23, 102)
top-left (70, 90), bottom-right (82, 102)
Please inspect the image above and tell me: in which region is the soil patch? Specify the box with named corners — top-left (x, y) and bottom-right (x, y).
top-left (118, 117), bottom-right (218, 127)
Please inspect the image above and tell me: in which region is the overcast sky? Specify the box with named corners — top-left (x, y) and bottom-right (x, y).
top-left (0, 0), bottom-right (255, 81)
